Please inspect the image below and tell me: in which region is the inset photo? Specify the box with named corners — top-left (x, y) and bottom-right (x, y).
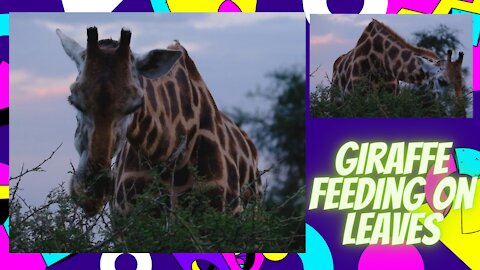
top-left (310, 15), bottom-right (472, 118)
top-left (9, 12), bottom-right (306, 253)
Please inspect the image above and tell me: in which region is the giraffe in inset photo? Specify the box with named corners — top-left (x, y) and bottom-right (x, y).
top-left (332, 19), bottom-right (465, 103)
top-left (310, 16), bottom-right (471, 118)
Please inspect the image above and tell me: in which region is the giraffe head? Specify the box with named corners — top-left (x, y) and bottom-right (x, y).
top-left (57, 27), bottom-right (182, 216)
top-left (417, 50), bottom-right (465, 102)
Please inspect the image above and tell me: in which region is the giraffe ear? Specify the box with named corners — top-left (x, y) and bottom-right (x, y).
top-left (135, 49), bottom-right (182, 79)
top-left (56, 29), bottom-right (85, 72)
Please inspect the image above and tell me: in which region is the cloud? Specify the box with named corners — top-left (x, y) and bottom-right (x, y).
top-left (137, 40), bottom-right (207, 54)
top-left (35, 19), bottom-right (144, 45)
top-left (311, 33), bottom-right (347, 46)
top-left (327, 15), bottom-right (371, 27)
top-left (191, 13), bottom-right (303, 30)
top-left (34, 20), bottom-right (76, 32)
top-left (10, 69), bottom-right (76, 103)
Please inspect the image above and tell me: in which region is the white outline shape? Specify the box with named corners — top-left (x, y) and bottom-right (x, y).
top-left (302, 0), bottom-right (388, 22)
top-left (100, 253), bottom-right (152, 270)
top-left (61, 0), bottom-right (123, 12)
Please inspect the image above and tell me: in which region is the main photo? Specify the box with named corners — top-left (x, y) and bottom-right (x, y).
top-left (10, 13), bottom-right (306, 253)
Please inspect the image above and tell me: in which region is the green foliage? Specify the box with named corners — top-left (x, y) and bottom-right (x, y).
top-left (10, 166), bottom-right (304, 253)
top-left (310, 81), bottom-right (470, 118)
top-left (10, 184), bottom-right (100, 251)
top-left (112, 179), bottom-right (304, 252)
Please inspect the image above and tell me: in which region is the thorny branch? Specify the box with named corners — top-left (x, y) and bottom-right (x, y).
top-left (10, 143), bottom-right (63, 207)
top-left (310, 65), bottom-right (322, 77)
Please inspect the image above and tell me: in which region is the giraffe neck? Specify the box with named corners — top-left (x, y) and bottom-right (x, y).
top-left (359, 20), bottom-right (438, 86)
top-left (126, 49), bottom-right (217, 166)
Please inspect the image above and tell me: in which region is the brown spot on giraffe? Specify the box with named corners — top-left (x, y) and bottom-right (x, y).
top-left (372, 35), bottom-right (384, 53)
top-left (385, 40), bottom-right (391, 48)
top-left (159, 85), bottom-right (171, 119)
top-left (165, 81), bottom-right (180, 117)
top-left (175, 68), bottom-right (195, 121)
top-left (199, 90), bottom-right (215, 131)
top-left (145, 80), bottom-right (157, 111)
top-left (58, 28), bottom-right (261, 217)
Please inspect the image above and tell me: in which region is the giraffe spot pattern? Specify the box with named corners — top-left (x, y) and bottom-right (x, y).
top-left (139, 115), bottom-right (152, 134)
top-left (407, 58), bottom-right (417, 73)
top-left (372, 35), bottom-right (384, 53)
top-left (370, 53), bottom-right (380, 68)
top-left (159, 85), bottom-right (171, 119)
top-left (353, 63), bottom-right (360, 77)
top-left (175, 68), bottom-right (195, 121)
top-left (401, 50), bottom-right (412, 62)
top-left (184, 51), bottom-right (202, 81)
top-left (359, 59), bottom-right (370, 73)
top-left (195, 136), bottom-right (223, 180)
top-left (357, 33), bottom-right (368, 45)
top-left (217, 124), bottom-right (226, 147)
top-left (227, 128), bottom-right (238, 161)
top-left (233, 128), bottom-right (249, 155)
top-left (166, 81), bottom-right (180, 117)
top-left (187, 124), bottom-right (198, 147)
top-left (124, 147), bottom-right (140, 171)
top-left (110, 44), bottom-right (261, 216)
top-left (199, 90), bottom-right (215, 131)
top-left (388, 46), bottom-right (399, 59)
top-left (246, 137), bottom-right (257, 159)
top-left (175, 122), bottom-right (187, 152)
top-left (150, 127), bottom-right (170, 160)
top-left (385, 40), bottom-right (391, 48)
top-left (356, 40), bottom-right (371, 57)
top-left (146, 123), bottom-right (158, 150)
top-left (190, 80), bottom-right (199, 107)
top-left (146, 80), bottom-right (157, 111)
top-left (226, 160), bottom-right (239, 192)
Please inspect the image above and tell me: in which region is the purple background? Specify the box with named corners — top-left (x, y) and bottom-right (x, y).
top-left (2, 0), bottom-right (474, 269)
top-left (305, 21), bottom-right (474, 269)
top-left (0, 0), bottom-right (304, 13)
top-left (0, 126), bottom-right (7, 164)
top-left (0, 37), bottom-right (8, 63)
top-left (114, 0), bottom-right (153, 12)
top-left (2, 1), bottom-right (306, 269)
top-left (256, 0), bottom-right (302, 11)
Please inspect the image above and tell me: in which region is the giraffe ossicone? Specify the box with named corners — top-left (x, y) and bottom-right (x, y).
top-left (331, 19), bottom-right (466, 116)
top-left (57, 27), bottom-right (262, 217)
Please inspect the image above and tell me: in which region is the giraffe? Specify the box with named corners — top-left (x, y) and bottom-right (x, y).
top-left (56, 27), bottom-right (262, 217)
top-left (331, 19), bottom-right (465, 114)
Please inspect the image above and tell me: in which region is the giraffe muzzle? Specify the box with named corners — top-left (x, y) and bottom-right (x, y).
top-left (70, 169), bottom-right (113, 217)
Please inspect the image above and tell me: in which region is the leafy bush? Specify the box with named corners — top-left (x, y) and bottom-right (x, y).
top-left (10, 158), bottom-right (305, 253)
top-left (310, 81), bottom-right (471, 118)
